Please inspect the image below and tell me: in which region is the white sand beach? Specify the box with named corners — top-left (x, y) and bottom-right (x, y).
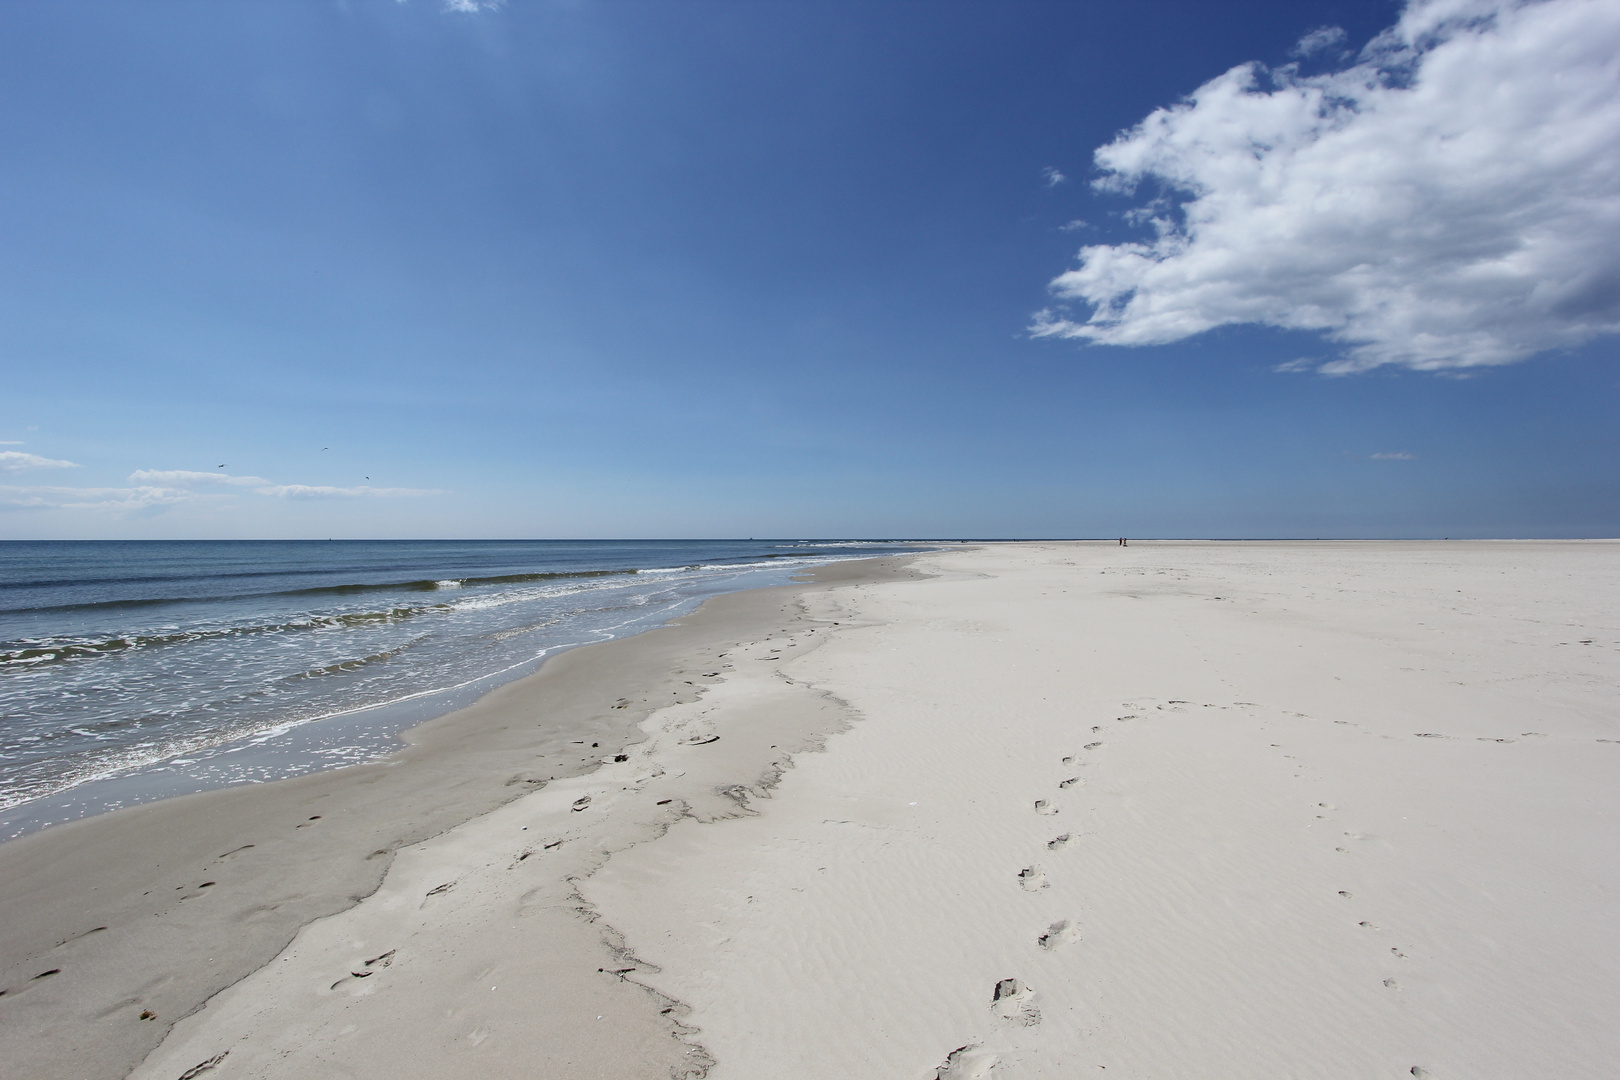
top-left (9, 541), bottom-right (1619, 1080)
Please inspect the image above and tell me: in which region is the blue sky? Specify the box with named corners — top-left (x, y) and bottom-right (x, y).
top-left (2, 0), bottom-right (1616, 539)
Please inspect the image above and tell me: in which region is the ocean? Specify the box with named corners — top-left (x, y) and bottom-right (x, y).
top-left (0, 538), bottom-right (928, 838)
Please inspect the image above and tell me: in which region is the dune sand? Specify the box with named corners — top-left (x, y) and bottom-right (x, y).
top-left (9, 542), bottom-right (1618, 1080)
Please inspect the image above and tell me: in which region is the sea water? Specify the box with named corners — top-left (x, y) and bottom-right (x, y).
top-left (0, 539), bottom-right (926, 837)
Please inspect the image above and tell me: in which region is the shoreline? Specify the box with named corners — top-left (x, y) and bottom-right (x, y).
top-left (0, 553), bottom-right (925, 1080)
top-left (1, 546), bottom-right (931, 842)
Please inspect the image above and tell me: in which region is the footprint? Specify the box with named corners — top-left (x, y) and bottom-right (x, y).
top-left (1384, 978), bottom-right (1401, 990)
top-left (936, 1045), bottom-right (998, 1080)
top-left (991, 977), bottom-right (1041, 1026)
top-left (52, 926), bottom-right (107, 950)
top-left (1083, 741), bottom-right (1103, 750)
top-left (1033, 800), bottom-right (1058, 816)
top-left (239, 897), bottom-right (303, 922)
top-left (1057, 777), bottom-right (1082, 789)
top-left (177, 1053), bottom-right (229, 1080)
top-left (1037, 919), bottom-right (1081, 950)
top-left (1017, 866), bottom-right (1048, 891)
top-left (329, 951), bottom-right (396, 994)
top-left (1045, 834), bottom-right (1072, 851)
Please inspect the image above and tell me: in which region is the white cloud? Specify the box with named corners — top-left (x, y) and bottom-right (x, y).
top-left (0, 485), bottom-right (192, 512)
top-left (0, 469), bottom-right (448, 513)
top-left (1059, 219), bottom-right (1091, 232)
top-left (0, 440), bottom-right (22, 446)
top-left (1041, 166), bottom-right (1067, 188)
top-left (128, 469), bottom-right (271, 487)
top-left (256, 484), bottom-right (445, 499)
top-left (0, 450), bottom-right (79, 472)
top-left (1370, 451), bottom-right (1416, 460)
top-left (1034, 0), bottom-right (1620, 373)
top-left (130, 470), bottom-right (442, 498)
top-left (1292, 25), bottom-right (1349, 57)
top-left (442, 0), bottom-right (502, 11)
